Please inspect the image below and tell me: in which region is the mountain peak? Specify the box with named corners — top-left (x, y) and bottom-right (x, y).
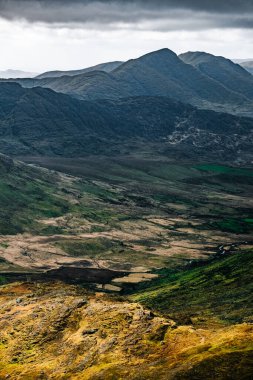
top-left (179, 51), bottom-right (237, 66)
top-left (179, 50), bottom-right (253, 101)
top-left (138, 48), bottom-right (178, 63)
top-left (123, 48), bottom-right (180, 73)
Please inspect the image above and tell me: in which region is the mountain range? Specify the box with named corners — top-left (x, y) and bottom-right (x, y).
top-left (0, 48), bottom-right (253, 163)
top-left (6, 48), bottom-right (253, 118)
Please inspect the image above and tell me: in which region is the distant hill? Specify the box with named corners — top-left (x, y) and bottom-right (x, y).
top-left (179, 51), bottom-right (253, 100)
top-left (36, 61), bottom-right (123, 79)
top-left (0, 69), bottom-right (38, 79)
top-left (11, 49), bottom-right (253, 117)
top-left (0, 82), bottom-right (252, 162)
top-left (238, 61), bottom-right (253, 75)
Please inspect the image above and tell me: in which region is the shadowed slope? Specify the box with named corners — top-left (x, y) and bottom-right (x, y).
top-left (0, 82), bottom-right (252, 162)
top-left (180, 51), bottom-right (253, 100)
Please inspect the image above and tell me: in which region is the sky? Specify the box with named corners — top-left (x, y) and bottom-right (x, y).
top-left (0, 0), bottom-right (253, 73)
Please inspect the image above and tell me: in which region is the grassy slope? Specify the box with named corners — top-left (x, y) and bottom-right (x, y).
top-left (132, 249), bottom-right (253, 326)
top-left (0, 156), bottom-right (72, 235)
top-left (0, 155), bottom-right (127, 236)
top-left (130, 249), bottom-right (253, 378)
top-left (0, 281), bottom-right (252, 380)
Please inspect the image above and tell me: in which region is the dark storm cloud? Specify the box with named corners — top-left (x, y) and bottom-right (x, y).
top-left (0, 0), bottom-right (253, 30)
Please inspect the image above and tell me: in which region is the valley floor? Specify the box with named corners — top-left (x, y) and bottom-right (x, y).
top-left (0, 155), bottom-right (252, 378)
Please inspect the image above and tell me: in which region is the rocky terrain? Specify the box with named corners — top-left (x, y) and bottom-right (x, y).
top-left (0, 248), bottom-right (252, 379)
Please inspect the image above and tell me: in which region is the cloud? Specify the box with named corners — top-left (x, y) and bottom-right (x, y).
top-left (0, 0), bottom-right (253, 30)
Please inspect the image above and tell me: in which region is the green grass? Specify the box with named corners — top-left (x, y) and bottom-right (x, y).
top-left (244, 218), bottom-right (253, 224)
top-left (131, 250), bottom-right (253, 326)
top-left (54, 237), bottom-right (173, 270)
top-left (174, 350), bottom-right (253, 380)
top-left (0, 179), bottom-right (69, 235)
top-left (0, 275), bottom-right (6, 284)
top-left (195, 164), bottom-right (253, 177)
top-left (56, 238), bottom-right (117, 257)
top-left (0, 242), bottom-right (9, 249)
top-left (210, 218), bottom-right (253, 234)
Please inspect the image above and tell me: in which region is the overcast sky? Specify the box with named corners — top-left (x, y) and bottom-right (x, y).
top-left (0, 0), bottom-right (253, 73)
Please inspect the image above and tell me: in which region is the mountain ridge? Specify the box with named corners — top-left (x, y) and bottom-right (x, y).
top-left (36, 61), bottom-right (123, 79)
top-left (0, 82), bottom-right (252, 163)
top-left (179, 51), bottom-right (253, 100)
top-left (6, 48), bottom-right (253, 117)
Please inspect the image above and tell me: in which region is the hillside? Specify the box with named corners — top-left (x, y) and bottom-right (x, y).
top-left (0, 250), bottom-right (252, 379)
top-left (133, 249), bottom-right (253, 325)
top-left (0, 82), bottom-right (252, 162)
top-left (131, 249), bottom-right (253, 379)
top-left (179, 51), bottom-right (253, 100)
top-left (36, 61), bottom-right (123, 79)
top-left (0, 153), bottom-right (77, 236)
top-left (10, 49), bottom-right (253, 116)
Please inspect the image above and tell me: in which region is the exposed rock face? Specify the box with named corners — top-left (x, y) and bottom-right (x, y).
top-left (0, 282), bottom-right (172, 379)
top-left (0, 282), bottom-right (252, 379)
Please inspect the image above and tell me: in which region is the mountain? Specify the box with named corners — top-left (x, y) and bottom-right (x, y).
top-left (10, 48), bottom-right (253, 117)
top-left (239, 61), bottom-right (253, 75)
top-left (36, 61), bottom-right (123, 79)
top-left (179, 51), bottom-right (253, 100)
top-left (0, 69), bottom-right (38, 78)
top-left (0, 82), bottom-right (252, 162)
